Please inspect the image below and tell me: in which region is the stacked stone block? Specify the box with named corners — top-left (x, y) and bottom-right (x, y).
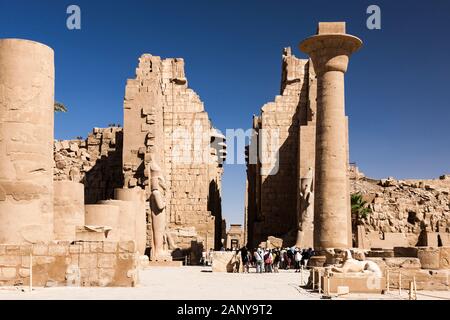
top-left (0, 241), bottom-right (137, 287)
top-left (122, 54), bottom-right (223, 254)
top-left (351, 174), bottom-right (450, 248)
top-left (53, 127), bottom-right (124, 204)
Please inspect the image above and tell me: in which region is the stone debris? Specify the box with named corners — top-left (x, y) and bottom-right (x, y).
top-left (351, 174), bottom-right (450, 246)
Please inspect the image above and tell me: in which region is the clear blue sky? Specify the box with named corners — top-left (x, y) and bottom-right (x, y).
top-left (1, 0), bottom-right (449, 227)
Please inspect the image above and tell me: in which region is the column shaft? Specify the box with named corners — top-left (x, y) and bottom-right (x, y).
top-left (314, 70), bottom-right (349, 249)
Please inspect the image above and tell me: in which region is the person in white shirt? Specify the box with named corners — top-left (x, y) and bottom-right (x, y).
top-left (294, 249), bottom-right (302, 272)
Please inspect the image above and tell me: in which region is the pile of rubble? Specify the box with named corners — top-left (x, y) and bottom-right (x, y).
top-left (351, 174), bottom-right (450, 240)
top-left (53, 127), bottom-right (124, 204)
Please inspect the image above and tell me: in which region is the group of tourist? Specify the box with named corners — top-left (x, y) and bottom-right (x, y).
top-left (239, 246), bottom-right (314, 273)
top-left (201, 246), bottom-right (314, 273)
top-left (200, 248), bottom-right (215, 266)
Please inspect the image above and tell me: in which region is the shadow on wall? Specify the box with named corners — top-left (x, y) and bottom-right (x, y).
top-left (208, 179), bottom-right (223, 251)
top-left (247, 76), bottom-right (310, 248)
top-left (84, 130), bottom-right (124, 204)
top-left (171, 240), bottom-right (204, 265)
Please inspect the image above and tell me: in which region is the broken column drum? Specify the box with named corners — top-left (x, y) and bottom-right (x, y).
top-left (84, 204), bottom-right (120, 240)
top-left (114, 187), bottom-right (147, 255)
top-left (99, 199), bottom-right (136, 243)
top-left (0, 39), bottom-right (55, 243)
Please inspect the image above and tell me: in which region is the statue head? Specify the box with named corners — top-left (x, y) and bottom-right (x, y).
top-left (343, 249), bottom-right (353, 261)
top-left (300, 167), bottom-right (314, 193)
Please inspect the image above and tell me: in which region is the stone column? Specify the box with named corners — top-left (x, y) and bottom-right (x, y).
top-left (0, 39), bottom-right (55, 244)
top-left (299, 22), bottom-right (362, 250)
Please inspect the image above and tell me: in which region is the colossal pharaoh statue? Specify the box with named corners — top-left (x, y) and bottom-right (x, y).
top-left (149, 157), bottom-right (176, 261)
top-left (296, 167), bottom-right (314, 248)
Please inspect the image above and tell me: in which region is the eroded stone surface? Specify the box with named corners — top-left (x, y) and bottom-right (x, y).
top-left (0, 39), bottom-right (55, 244)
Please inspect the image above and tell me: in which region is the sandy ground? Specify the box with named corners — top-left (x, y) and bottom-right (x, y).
top-left (0, 266), bottom-right (449, 300)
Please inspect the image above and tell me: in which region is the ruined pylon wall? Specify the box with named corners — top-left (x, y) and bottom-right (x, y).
top-left (122, 55), bottom-right (223, 254)
top-left (246, 48), bottom-right (313, 247)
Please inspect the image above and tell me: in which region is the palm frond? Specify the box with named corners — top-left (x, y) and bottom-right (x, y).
top-left (54, 102), bottom-right (68, 112)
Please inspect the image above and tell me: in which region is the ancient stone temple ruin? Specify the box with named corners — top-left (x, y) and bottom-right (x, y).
top-left (0, 38), bottom-right (225, 286)
top-left (246, 22), bottom-right (450, 253)
top-left (121, 55), bottom-right (225, 258)
top-left (1, 20), bottom-right (449, 295)
top-left (244, 22), bottom-right (450, 293)
top-left (245, 45), bottom-right (318, 249)
top-left (246, 22), bottom-right (359, 251)
top-left (53, 55), bottom-right (225, 262)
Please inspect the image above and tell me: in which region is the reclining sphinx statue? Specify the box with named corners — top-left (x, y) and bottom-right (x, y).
top-left (330, 249), bottom-right (382, 277)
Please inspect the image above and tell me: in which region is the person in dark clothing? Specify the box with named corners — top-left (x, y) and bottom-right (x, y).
top-left (286, 249), bottom-right (294, 269)
top-left (241, 246), bottom-right (250, 273)
top-left (301, 248), bottom-right (314, 267)
top-left (273, 249), bottom-right (280, 273)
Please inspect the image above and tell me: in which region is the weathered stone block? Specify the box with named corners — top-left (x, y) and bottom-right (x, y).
top-left (21, 256), bottom-right (31, 268)
top-left (78, 242), bottom-right (90, 253)
top-left (0, 256), bottom-right (21, 267)
top-left (79, 254), bottom-right (97, 269)
top-left (98, 268), bottom-right (115, 287)
top-left (69, 244), bottom-right (82, 254)
top-left (89, 242), bottom-right (103, 253)
top-left (384, 257), bottom-right (421, 269)
top-left (211, 251), bottom-right (237, 272)
top-left (19, 245), bottom-right (32, 255)
top-left (118, 241), bottom-right (136, 253)
top-left (0, 267), bottom-right (17, 279)
top-left (48, 244), bottom-right (68, 256)
top-left (19, 268), bottom-right (30, 277)
top-left (439, 247), bottom-right (450, 269)
top-left (68, 255), bottom-right (78, 266)
top-left (6, 245), bottom-right (20, 255)
top-left (32, 244), bottom-right (48, 256)
top-left (316, 270), bottom-right (385, 294)
top-left (103, 241), bottom-right (118, 253)
top-left (98, 254), bottom-right (116, 268)
top-left (417, 247), bottom-right (440, 270)
top-left (118, 253), bottom-right (133, 260)
top-left (35, 256), bottom-right (56, 265)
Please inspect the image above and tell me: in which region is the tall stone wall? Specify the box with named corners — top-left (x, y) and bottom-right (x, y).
top-left (246, 48), bottom-right (315, 247)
